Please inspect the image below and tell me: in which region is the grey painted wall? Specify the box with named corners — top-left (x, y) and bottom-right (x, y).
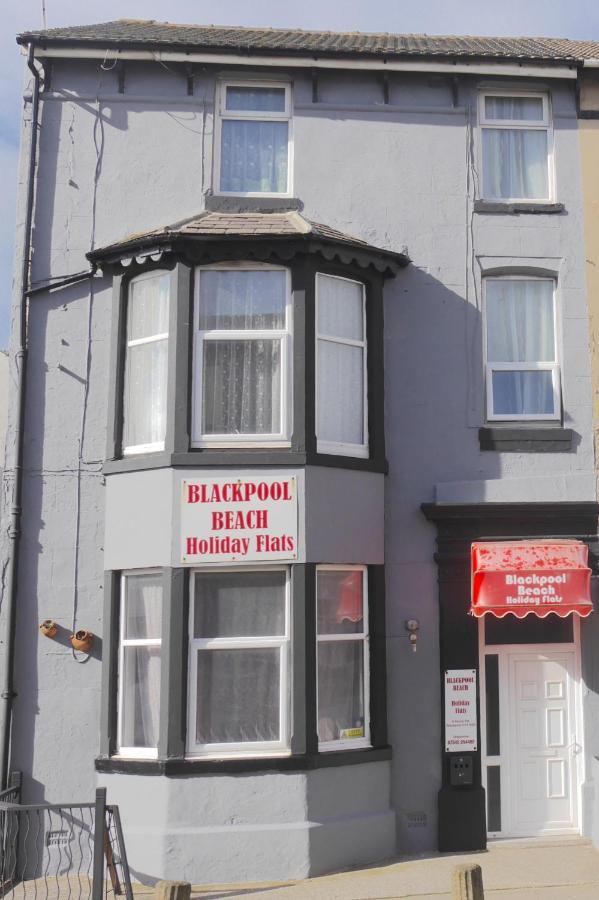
top-left (2, 55), bottom-right (596, 880)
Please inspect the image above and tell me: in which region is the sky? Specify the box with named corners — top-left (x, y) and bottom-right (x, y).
top-left (2, 0), bottom-right (599, 349)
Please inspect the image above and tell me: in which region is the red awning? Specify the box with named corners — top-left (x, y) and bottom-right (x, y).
top-left (471, 540), bottom-right (593, 619)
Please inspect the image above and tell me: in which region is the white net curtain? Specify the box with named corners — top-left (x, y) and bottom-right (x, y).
top-left (220, 86), bottom-right (289, 194)
top-left (193, 571), bottom-right (287, 746)
top-left (200, 269), bottom-right (286, 436)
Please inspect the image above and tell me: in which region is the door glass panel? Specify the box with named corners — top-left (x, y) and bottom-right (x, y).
top-left (485, 614), bottom-right (573, 645)
top-left (487, 765), bottom-right (501, 832)
top-left (485, 654), bottom-right (500, 757)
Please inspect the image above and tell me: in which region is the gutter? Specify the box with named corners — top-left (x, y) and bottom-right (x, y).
top-left (26, 46), bottom-right (578, 80)
top-left (0, 43), bottom-right (41, 790)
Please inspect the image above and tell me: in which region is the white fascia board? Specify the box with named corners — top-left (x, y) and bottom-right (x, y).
top-left (32, 46), bottom-right (578, 79)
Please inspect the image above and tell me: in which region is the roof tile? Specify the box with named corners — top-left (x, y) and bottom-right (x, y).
top-left (16, 20), bottom-right (599, 62)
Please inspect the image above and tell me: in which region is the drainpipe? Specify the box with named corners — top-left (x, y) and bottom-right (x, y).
top-left (0, 42), bottom-right (41, 790)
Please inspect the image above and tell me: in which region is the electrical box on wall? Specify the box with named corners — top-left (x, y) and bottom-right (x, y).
top-left (450, 755), bottom-right (473, 787)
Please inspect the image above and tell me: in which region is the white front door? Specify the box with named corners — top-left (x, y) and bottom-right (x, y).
top-left (505, 650), bottom-right (580, 836)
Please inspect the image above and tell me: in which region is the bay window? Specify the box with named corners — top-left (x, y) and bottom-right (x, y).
top-left (316, 273), bottom-right (368, 457)
top-left (317, 566), bottom-right (370, 750)
top-left (216, 81), bottom-right (292, 195)
top-left (485, 276), bottom-right (560, 421)
top-left (117, 572), bottom-right (163, 758)
top-left (480, 93), bottom-right (551, 202)
top-left (123, 270), bottom-right (170, 455)
top-left (192, 265), bottom-right (292, 447)
top-left (187, 569), bottom-right (290, 756)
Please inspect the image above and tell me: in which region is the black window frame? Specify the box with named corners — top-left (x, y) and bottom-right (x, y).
top-left (105, 252), bottom-right (387, 475)
top-left (98, 563), bottom-right (389, 774)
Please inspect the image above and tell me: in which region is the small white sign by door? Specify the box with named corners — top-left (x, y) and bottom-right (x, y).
top-left (445, 669), bottom-right (478, 752)
top-left (181, 475), bottom-right (298, 564)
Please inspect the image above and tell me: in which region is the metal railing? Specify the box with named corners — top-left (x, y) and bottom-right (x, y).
top-left (0, 786), bottom-right (133, 899)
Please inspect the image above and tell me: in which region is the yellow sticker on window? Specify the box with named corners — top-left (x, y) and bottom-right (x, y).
top-left (340, 727), bottom-right (364, 739)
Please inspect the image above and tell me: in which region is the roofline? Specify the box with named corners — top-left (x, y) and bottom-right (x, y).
top-left (20, 44), bottom-right (580, 80)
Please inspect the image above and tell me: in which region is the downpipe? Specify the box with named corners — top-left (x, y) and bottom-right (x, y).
top-left (0, 43), bottom-right (41, 789)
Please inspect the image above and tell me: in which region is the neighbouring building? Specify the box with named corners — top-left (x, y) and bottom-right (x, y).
top-left (4, 20), bottom-right (599, 884)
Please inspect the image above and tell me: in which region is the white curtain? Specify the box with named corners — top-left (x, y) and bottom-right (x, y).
top-left (483, 97), bottom-right (547, 200)
top-left (491, 370), bottom-right (554, 416)
top-left (121, 575), bottom-right (162, 749)
top-left (200, 270), bottom-right (285, 435)
top-left (487, 279), bottom-right (555, 416)
top-left (194, 571), bottom-right (286, 745)
top-left (483, 128), bottom-right (548, 200)
top-left (317, 275), bottom-right (365, 446)
top-left (123, 273), bottom-right (169, 447)
top-left (220, 120), bottom-right (288, 193)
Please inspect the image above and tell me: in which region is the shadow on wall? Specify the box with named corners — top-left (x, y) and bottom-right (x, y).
top-left (382, 262), bottom-right (501, 855)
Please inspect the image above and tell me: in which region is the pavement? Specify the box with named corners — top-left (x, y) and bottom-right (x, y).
top-left (177, 837), bottom-right (599, 899)
top-left (5, 837), bottom-right (599, 899)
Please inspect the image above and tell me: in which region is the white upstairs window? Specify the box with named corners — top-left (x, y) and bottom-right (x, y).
top-left (480, 93), bottom-right (552, 201)
top-left (316, 273), bottom-right (368, 458)
top-left (192, 265), bottom-right (292, 447)
top-left (216, 81), bottom-right (292, 196)
top-left (485, 276), bottom-right (560, 421)
top-left (123, 271), bottom-right (170, 455)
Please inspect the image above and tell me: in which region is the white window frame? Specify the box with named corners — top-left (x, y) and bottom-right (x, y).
top-left (484, 275), bottom-right (561, 422)
top-left (315, 273), bottom-right (369, 459)
top-left (316, 565), bottom-right (371, 752)
top-left (192, 262), bottom-right (293, 448)
top-left (122, 269), bottom-right (170, 457)
top-left (186, 566), bottom-right (291, 759)
top-left (214, 79), bottom-right (293, 198)
top-left (478, 90), bottom-right (554, 203)
top-left (116, 569), bottom-right (163, 760)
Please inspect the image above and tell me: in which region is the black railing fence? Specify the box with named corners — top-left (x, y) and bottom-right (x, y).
top-left (0, 783), bottom-right (133, 899)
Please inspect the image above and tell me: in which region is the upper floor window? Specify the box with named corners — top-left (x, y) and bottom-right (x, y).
top-left (480, 93), bottom-right (551, 202)
top-left (192, 265), bottom-right (292, 447)
top-left (316, 273), bottom-right (368, 458)
top-left (215, 81), bottom-right (292, 196)
top-left (484, 276), bottom-right (560, 421)
top-left (117, 572), bottom-right (163, 758)
top-left (123, 271), bottom-right (170, 455)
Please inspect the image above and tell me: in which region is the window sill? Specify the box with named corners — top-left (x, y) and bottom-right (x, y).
top-left (205, 194), bottom-right (303, 213)
top-left (479, 426), bottom-right (574, 452)
top-left (103, 450), bottom-right (389, 474)
top-left (95, 745), bottom-right (392, 775)
top-left (474, 200), bottom-right (565, 215)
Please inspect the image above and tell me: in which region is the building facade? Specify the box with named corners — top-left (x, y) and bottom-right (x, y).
top-left (4, 21), bottom-right (599, 884)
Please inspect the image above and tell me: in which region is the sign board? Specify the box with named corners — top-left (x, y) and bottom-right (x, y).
top-left (471, 541), bottom-right (593, 619)
top-left (181, 475), bottom-right (298, 565)
top-left (444, 669), bottom-right (477, 752)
